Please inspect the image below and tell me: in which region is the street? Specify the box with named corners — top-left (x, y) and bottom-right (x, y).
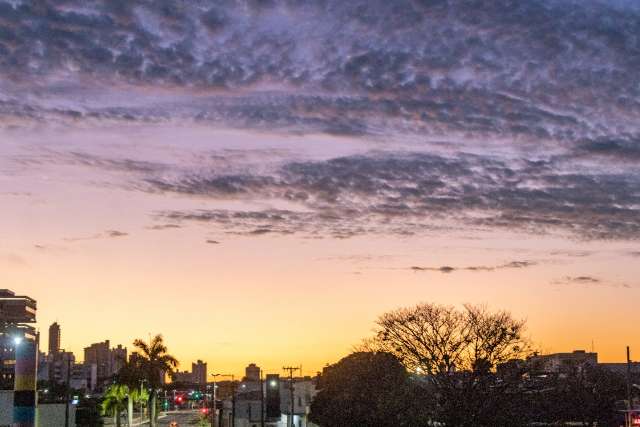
top-left (156, 410), bottom-right (202, 426)
top-left (103, 411), bottom-right (203, 427)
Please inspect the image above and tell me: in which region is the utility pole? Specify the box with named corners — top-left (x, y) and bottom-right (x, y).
top-left (210, 375), bottom-right (217, 427)
top-left (231, 376), bottom-right (236, 427)
top-left (282, 366), bottom-right (301, 427)
top-left (628, 346), bottom-right (633, 420)
top-left (260, 370), bottom-right (265, 427)
top-left (211, 374), bottom-right (234, 427)
top-left (65, 354), bottom-right (71, 427)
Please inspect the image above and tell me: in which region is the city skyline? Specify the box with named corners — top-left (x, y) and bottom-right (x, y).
top-left (1, 0), bottom-right (639, 379)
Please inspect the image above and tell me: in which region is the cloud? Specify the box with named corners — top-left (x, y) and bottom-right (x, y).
top-left (1, 0), bottom-right (639, 245)
top-left (145, 151), bottom-right (640, 240)
top-left (410, 261), bottom-right (536, 274)
top-left (106, 230), bottom-right (128, 238)
top-left (1, 0), bottom-right (639, 148)
top-left (552, 276), bottom-right (631, 288)
top-left (64, 230), bottom-right (129, 241)
top-left (146, 224), bottom-right (182, 231)
top-left (0, 253), bottom-right (28, 267)
top-left (566, 276), bottom-right (600, 284)
top-left (576, 137), bottom-right (640, 161)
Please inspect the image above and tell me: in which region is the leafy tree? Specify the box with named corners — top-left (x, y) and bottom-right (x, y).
top-left (132, 334), bottom-right (179, 427)
top-left (101, 384), bottom-right (128, 427)
top-left (309, 352), bottom-right (431, 427)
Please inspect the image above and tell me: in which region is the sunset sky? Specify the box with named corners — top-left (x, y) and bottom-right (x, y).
top-left (1, 0), bottom-right (639, 377)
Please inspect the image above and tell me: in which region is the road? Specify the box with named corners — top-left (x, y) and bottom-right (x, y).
top-left (157, 410), bottom-right (203, 426)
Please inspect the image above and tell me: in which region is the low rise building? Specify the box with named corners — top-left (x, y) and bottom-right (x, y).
top-left (528, 350), bottom-right (597, 373)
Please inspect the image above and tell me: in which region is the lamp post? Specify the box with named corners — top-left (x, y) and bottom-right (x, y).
top-left (260, 370), bottom-right (265, 427)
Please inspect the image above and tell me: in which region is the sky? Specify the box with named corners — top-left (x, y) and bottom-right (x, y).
top-left (0, 0), bottom-right (639, 377)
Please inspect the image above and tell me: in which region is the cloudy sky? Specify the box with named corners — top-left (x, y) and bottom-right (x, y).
top-left (1, 0), bottom-right (639, 374)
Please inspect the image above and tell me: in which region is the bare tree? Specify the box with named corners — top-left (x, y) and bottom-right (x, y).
top-left (369, 302), bottom-right (531, 375)
top-left (365, 302), bottom-right (534, 426)
top-left (464, 304), bottom-right (530, 374)
top-left (372, 303), bottom-right (471, 376)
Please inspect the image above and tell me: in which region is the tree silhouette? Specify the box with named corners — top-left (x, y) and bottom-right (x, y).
top-left (309, 352), bottom-right (431, 427)
top-left (364, 302), bottom-right (533, 426)
top-left (132, 334), bottom-right (178, 427)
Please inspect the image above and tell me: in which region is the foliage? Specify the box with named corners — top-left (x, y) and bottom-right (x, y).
top-left (526, 365), bottom-right (626, 426)
top-left (309, 352), bottom-right (431, 427)
top-left (132, 334), bottom-right (179, 388)
top-left (101, 384), bottom-right (128, 427)
top-left (132, 334), bottom-right (179, 427)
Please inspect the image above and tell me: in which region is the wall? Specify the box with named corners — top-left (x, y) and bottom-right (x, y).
top-left (0, 391), bottom-right (76, 426)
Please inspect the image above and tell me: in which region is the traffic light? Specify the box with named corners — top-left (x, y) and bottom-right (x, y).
top-left (265, 374), bottom-right (280, 419)
top-left (200, 408), bottom-right (209, 415)
top-left (175, 395), bottom-right (184, 404)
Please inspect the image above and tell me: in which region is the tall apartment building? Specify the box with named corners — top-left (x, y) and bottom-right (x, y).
top-left (245, 363), bottom-right (261, 382)
top-left (0, 289), bottom-right (37, 390)
top-left (84, 340), bottom-right (127, 382)
top-left (48, 351), bottom-right (75, 384)
top-left (192, 360), bottom-right (207, 385)
top-left (48, 322), bottom-right (61, 354)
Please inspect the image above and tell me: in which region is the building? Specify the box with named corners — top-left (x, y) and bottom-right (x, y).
top-left (172, 371), bottom-right (194, 384)
top-left (528, 350), bottom-right (598, 373)
top-left (112, 344), bottom-right (127, 374)
top-left (48, 322), bottom-right (60, 354)
top-left (37, 351), bottom-right (49, 382)
top-left (245, 363), bottom-right (261, 382)
top-left (0, 390), bottom-right (76, 426)
top-left (0, 289), bottom-right (38, 425)
top-left (220, 375), bottom-right (319, 427)
top-left (0, 289), bottom-right (37, 390)
top-left (599, 361), bottom-right (640, 375)
top-left (69, 363), bottom-right (97, 391)
top-left (48, 351), bottom-right (75, 385)
top-left (192, 360), bottom-right (207, 386)
top-left (84, 340), bottom-right (127, 385)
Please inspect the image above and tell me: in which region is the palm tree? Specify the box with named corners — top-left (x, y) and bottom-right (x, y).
top-left (101, 384), bottom-right (128, 427)
top-left (132, 334), bottom-right (179, 427)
